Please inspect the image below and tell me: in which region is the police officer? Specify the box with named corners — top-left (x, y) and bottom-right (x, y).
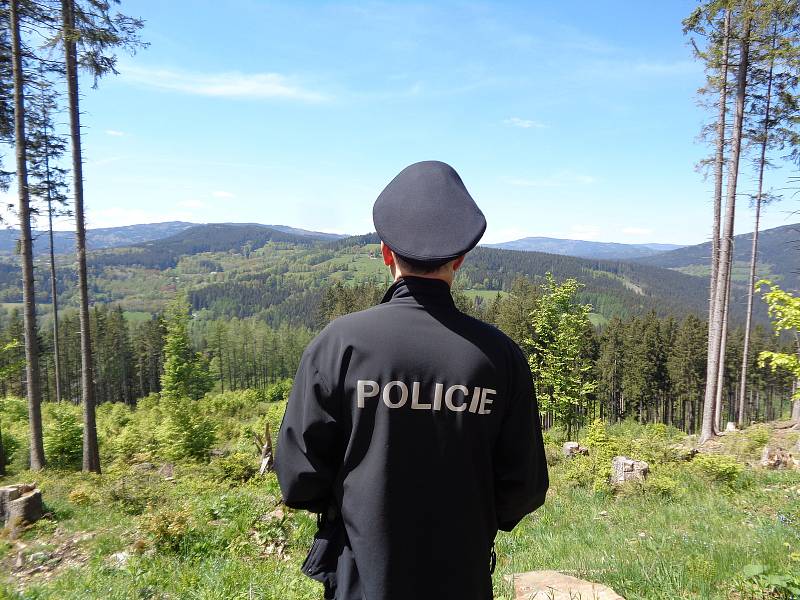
top-left (276, 160), bottom-right (549, 600)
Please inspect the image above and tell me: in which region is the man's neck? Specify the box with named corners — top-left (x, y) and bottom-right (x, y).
top-left (392, 270), bottom-right (454, 287)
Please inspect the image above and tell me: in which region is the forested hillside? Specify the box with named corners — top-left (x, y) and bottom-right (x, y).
top-left (635, 222), bottom-right (799, 290)
top-left (0, 222), bottom-right (196, 255)
top-left (0, 223), bottom-right (776, 330)
top-left (0, 222), bottom-right (347, 257)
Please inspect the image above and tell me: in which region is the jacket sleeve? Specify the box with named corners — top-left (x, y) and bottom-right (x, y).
top-left (275, 343), bottom-right (344, 513)
top-left (493, 346), bottom-right (549, 531)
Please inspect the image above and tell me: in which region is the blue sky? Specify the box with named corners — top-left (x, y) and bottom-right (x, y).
top-left (14, 1), bottom-right (800, 244)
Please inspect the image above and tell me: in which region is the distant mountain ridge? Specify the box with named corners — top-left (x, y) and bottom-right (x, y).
top-left (0, 221), bottom-right (346, 255)
top-left (485, 236), bottom-right (684, 260)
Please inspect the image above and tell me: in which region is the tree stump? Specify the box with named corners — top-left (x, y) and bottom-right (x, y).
top-left (254, 421), bottom-right (274, 475)
top-left (562, 442), bottom-right (589, 458)
top-left (1, 483), bottom-right (44, 527)
top-left (511, 570), bottom-right (625, 600)
top-left (610, 456), bottom-right (649, 485)
top-left (759, 446), bottom-right (798, 469)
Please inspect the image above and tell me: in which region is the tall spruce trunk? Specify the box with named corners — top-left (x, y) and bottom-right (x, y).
top-left (714, 266), bottom-right (732, 433)
top-left (61, 0), bottom-right (100, 473)
top-left (10, 0), bottom-right (46, 470)
top-left (47, 195), bottom-right (61, 403)
top-left (701, 17), bottom-right (751, 444)
top-left (705, 10), bottom-right (731, 434)
top-left (42, 85), bottom-right (63, 404)
top-left (738, 31), bottom-right (776, 427)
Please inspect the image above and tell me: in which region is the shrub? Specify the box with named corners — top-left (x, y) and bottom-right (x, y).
top-left (691, 453), bottom-right (744, 486)
top-left (157, 396), bottom-right (216, 461)
top-left (68, 486), bottom-right (100, 506)
top-left (643, 473), bottom-right (681, 499)
top-left (212, 452), bottom-right (258, 483)
top-left (544, 444), bottom-right (562, 467)
top-left (44, 404), bottom-right (83, 469)
top-left (743, 424), bottom-right (771, 454)
top-left (140, 507), bottom-right (191, 552)
top-left (1, 430), bottom-right (19, 468)
top-left (97, 402), bottom-right (133, 437)
top-left (1, 396), bottom-right (28, 423)
top-left (105, 470), bottom-right (162, 515)
top-left (202, 389), bottom-right (261, 417)
top-left (265, 378), bottom-right (293, 403)
top-left (111, 422), bottom-right (161, 463)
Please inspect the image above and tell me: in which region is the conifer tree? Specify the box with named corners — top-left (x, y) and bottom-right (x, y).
top-left (56, 0), bottom-right (144, 472)
top-left (738, 2), bottom-right (800, 425)
top-left (160, 298), bottom-right (213, 402)
top-left (597, 317), bottom-right (626, 422)
top-left (26, 64), bottom-right (70, 404)
top-left (8, 0), bottom-right (46, 470)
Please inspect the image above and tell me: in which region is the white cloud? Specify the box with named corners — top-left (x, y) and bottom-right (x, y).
top-left (504, 171), bottom-right (596, 188)
top-left (121, 66), bottom-right (328, 102)
top-left (621, 227), bottom-right (653, 236)
top-left (503, 117), bottom-right (547, 129)
top-left (212, 190), bottom-right (235, 199)
top-left (105, 130), bottom-right (125, 137)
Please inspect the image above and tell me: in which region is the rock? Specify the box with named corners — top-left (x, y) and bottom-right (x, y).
top-left (562, 442), bottom-right (589, 458)
top-left (109, 550), bottom-right (130, 568)
top-left (158, 463), bottom-right (175, 478)
top-left (0, 484), bottom-right (34, 518)
top-left (511, 570), bottom-right (625, 600)
top-left (28, 551), bottom-right (50, 565)
top-left (759, 446), bottom-right (798, 469)
top-left (610, 456), bottom-right (649, 485)
top-left (1, 484), bottom-right (44, 527)
top-left (267, 507), bottom-right (285, 521)
top-left (725, 421), bottom-right (737, 432)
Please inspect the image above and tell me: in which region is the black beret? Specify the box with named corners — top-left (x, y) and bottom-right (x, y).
top-left (373, 161), bottom-right (486, 262)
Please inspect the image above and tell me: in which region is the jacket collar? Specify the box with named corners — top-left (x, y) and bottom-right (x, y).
top-left (380, 276), bottom-right (456, 309)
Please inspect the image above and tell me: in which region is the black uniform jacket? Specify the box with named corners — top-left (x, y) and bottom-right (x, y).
top-left (275, 276), bottom-right (549, 600)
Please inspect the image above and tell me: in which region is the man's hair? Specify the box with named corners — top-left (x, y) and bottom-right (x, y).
top-left (394, 253), bottom-right (452, 275)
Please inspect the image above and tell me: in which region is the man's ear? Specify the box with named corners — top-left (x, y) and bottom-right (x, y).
top-left (452, 255), bottom-right (466, 272)
top-left (380, 242), bottom-right (395, 266)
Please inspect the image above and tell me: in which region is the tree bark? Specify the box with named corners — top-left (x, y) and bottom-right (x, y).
top-left (61, 0), bottom-right (100, 473)
top-left (702, 10), bottom-right (731, 440)
top-left (10, 0), bottom-right (46, 470)
top-left (702, 16), bottom-right (751, 444)
top-left (705, 10), bottom-right (732, 427)
top-left (714, 261), bottom-right (732, 435)
top-left (738, 28), bottom-right (776, 427)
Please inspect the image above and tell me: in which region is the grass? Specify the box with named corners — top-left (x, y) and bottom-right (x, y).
top-left (673, 261), bottom-right (775, 284)
top-left (1, 395), bottom-right (798, 599)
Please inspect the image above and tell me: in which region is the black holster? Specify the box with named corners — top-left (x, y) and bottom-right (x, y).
top-left (301, 506), bottom-right (361, 599)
